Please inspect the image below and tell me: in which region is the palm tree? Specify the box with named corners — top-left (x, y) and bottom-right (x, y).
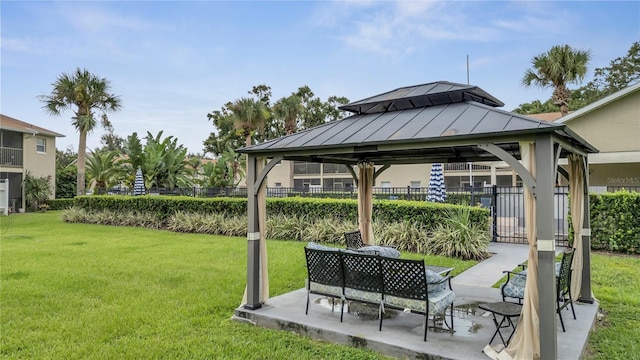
top-left (228, 97), bottom-right (270, 147)
top-left (274, 94), bottom-right (303, 135)
top-left (85, 149), bottom-right (123, 192)
top-left (41, 68), bottom-right (121, 195)
top-left (273, 94), bottom-right (303, 186)
top-left (522, 44), bottom-right (591, 116)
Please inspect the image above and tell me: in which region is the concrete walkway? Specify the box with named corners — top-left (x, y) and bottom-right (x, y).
top-left (453, 242), bottom-right (533, 288)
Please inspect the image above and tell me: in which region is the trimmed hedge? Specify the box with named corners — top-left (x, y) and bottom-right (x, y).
top-left (71, 195), bottom-right (489, 230)
top-left (589, 191), bottom-right (640, 254)
top-left (46, 198), bottom-right (75, 210)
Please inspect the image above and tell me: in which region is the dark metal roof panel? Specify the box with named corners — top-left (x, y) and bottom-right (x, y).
top-left (391, 106), bottom-right (446, 140)
top-left (340, 112), bottom-right (397, 143)
top-left (362, 109), bottom-right (422, 142)
top-left (444, 105), bottom-right (490, 135)
top-left (289, 116), bottom-right (358, 147)
top-left (339, 81), bottom-right (504, 114)
top-left (321, 116), bottom-right (379, 144)
top-left (413, 103), bottom-right (468, 138)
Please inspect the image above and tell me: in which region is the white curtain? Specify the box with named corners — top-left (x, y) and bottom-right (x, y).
top-left (568, 154), bottom-right (584, 300)
top-left (357, 161), bottom-right (374, 245)
top-left (486, 141), bottom-right (539, 359)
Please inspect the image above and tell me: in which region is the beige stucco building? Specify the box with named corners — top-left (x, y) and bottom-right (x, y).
top-left (555, 82), bottom-right (640, 190)
top-left (0, 114), bottom-right (64, 212)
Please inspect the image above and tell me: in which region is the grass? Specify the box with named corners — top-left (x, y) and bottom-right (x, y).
top-left (3, 212), bottom-right (636, 359)
top-left (0, 212), bottom-right (474, 359)
top-left (584, 252), bottom-right (640, 359)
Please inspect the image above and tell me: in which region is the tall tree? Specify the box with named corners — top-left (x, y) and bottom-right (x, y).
top-left (85, 149), bottom-right (123, 192)
top-left (273, 94), bottom-right (303, 135)
top-left (574, 40), bottom-right (640, 106)
top-left (522, 45), bottom-right (591, 115)
top-left (228, 97), bottom-right (270, 147)
top-left (41, 68), bottom-right (121, 195)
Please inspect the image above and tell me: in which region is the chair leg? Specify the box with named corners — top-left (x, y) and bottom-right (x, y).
top-left (449, 303), bottom-right (455, 334)
top-left (340, 299), bottom-right (345, 322)
top-left (557, 299), bottom-right (566, 332)
top-left (568, 293), bottom-right (577, 320)
top-left (424, 313), bottom-right (428, 342)
top-left (305, 292), bottom-right (310, 315)
top-left (378, 304), bottom-right (383, 332)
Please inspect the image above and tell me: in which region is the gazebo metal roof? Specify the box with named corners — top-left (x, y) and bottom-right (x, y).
top-left (339, 81), bottom-right (504, 114)
top-left (238, 82), bottom-right (597, 164)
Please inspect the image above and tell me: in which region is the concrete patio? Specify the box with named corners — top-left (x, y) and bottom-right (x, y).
top-left (234, 243), bottom-right (599, 359)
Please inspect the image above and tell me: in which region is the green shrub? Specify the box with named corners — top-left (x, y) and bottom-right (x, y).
top-left (24, 172), bottom-right (52, 211)
top-left (589, 190), bottom-right (640, 254)
top-left (46, 198), bottom-right (75, 210)
top-left (427, 207), bottom-right (491, 260)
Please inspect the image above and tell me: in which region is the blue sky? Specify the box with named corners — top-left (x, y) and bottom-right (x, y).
top-left (2, 1), bottom-right (639, 155)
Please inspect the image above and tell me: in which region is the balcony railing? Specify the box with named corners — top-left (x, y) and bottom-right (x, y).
top-left (0, 147), bottom-right (23, 167)
top-left (443, 163), bottom-right (491, 171)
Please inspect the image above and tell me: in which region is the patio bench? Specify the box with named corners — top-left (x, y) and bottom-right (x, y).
top-left (304, 243), bottom-right (456, 341)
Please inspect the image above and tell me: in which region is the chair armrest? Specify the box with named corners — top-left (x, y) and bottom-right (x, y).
top-left (429, 275), bottom-right (453, 291)
top-left (502, 270), bottom-right (526, 283)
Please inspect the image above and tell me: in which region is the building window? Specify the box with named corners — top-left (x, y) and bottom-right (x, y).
top-left (410, 181), bottom-right (421, 188)
top-left (323, 178), bottom-right (354, 190)
top-left (36, 138), bottom-right (46, 153)
top-left (294, 178), bottom-right (321, 190)
top-left (381, 181), bottom-right (391, 188)
top-left (322, 163), bottom-right (350, 174)
top-left (293, 161), bottom-right (321, 175)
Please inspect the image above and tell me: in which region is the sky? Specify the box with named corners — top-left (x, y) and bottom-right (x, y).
top-left (2, 1), bottom-right (639, 156)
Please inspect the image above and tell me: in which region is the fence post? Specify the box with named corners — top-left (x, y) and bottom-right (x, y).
top-left (492, 185), bottom-right (498, 242)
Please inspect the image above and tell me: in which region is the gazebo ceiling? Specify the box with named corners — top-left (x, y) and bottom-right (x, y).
top-left (238, 81), bottom-right (597, 165)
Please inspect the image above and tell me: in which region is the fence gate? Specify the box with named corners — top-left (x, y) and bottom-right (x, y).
top-left (491, 186), bottom-right (569, 247)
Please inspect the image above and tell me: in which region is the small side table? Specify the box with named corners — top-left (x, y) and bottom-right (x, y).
top-left (479, 302), bottom-right (522, 346)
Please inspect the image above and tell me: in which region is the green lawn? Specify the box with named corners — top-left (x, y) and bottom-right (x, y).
top-left (1, 212), bottom-right (637, 359)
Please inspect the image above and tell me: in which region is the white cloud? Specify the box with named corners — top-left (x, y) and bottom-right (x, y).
top-left (318, 1), bottom-right (578, 57)
top-left (59, 4), bottom-right (156, 33)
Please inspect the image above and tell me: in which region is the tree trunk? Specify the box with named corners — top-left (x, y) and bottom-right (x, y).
top-left (77, 130), bottom-right (87, 195)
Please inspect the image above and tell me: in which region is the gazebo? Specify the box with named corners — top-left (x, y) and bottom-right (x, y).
top-left (237, 81), bottom-right (597, 359)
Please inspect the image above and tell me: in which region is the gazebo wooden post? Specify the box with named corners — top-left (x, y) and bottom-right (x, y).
top-left (536, 135), bottom-right (558, 359)
top-left (580, 156), bottom-right (594, 303)
top-left (245, 154), bottom-right (261, 310)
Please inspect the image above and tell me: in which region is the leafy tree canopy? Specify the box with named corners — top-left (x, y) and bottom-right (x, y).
top-left (514, 40), bottom-right (639, 114)
top-left (204, 84), bottom-right (349, 157)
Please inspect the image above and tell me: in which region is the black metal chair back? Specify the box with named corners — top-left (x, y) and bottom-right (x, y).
top-left (344, 230), bottom-right (364, 249)
top-left (380, 257), bottom-right (427, 301)
top-left (340, 251), bottom-right (383, 295)
top-left (556, 247), bottom-right (577, 331)
top-left (305, 248), bottom-right (344, 288)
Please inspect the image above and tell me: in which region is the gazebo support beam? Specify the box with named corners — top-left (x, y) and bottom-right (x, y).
top-left (347, 165), bottom-right (358, 186)
top-left (373, 164), bottom-right (391, 181)
top-left (253, 156), bottom-right (283, 196)
top-left (580, 156), bottom-right (594, 303)
top-left (245, 155), bottom-right (261, 310)
top-left (478, 143), bottom-right (536, 195)
top-left (536, 135), bottom-right (558, 359)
